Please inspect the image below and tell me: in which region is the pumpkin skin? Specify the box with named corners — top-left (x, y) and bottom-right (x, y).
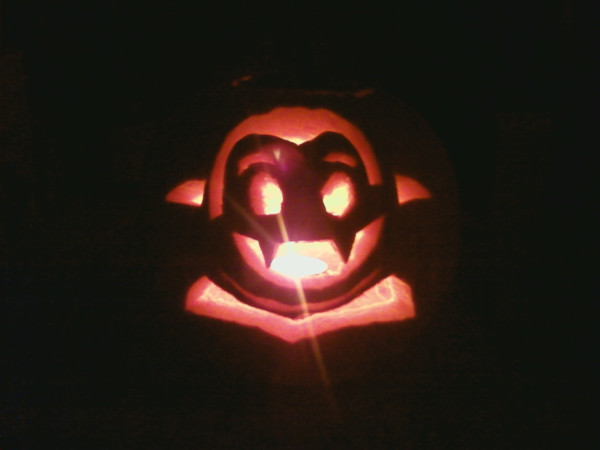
top-left (166, 89), bottom-right (457, 342)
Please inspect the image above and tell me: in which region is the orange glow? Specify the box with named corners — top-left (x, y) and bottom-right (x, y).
top-left (249, 172), bottom-right (283, 215)
top-left (321, 172), bottom-right (355, 217)
top-left (394, 174), bottom-right (431, 204)
top-left (166, 179), bottom-right (206, 206)
top-left (270, 242), bottom-right (329, 278)
top-left (166, 97), bottom-right (454, 344)
top-left (186, 275), bottom-right (414, 343)
top-left (233, 216), bottom-right (384, 290)
top-left (209, 107), bottom-right (382, 218)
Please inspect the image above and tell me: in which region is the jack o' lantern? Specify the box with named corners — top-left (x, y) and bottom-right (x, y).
top-left (166, 91), bottom-right (455, 343)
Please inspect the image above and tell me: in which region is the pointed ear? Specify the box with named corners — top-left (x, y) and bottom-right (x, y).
top-left (394, 174), bottom-right (431, 205)
top-left (166, 179), bottom-right (206, 207)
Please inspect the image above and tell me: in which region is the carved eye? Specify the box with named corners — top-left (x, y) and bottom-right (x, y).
top-left (321, 172), bottom-right (355, 217)
top-left (249, 172), bottom-right (283, 215)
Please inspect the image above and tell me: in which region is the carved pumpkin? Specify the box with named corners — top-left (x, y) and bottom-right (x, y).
top-left (166, 89), bottom-right (456, 343)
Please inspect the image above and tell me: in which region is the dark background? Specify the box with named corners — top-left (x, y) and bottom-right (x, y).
top-left (1, 1), bottom-right (593, 448)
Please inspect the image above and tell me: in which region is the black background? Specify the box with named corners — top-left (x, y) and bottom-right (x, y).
top-left (1, 1), bottom-right (593, 448)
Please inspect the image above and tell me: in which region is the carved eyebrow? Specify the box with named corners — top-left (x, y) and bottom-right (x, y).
top-left (231, 134), bottom-right (292, 175)
top-left (237, 152), bottom-right (277, 175)
top-left (323, 152), bottom-right (357, 168)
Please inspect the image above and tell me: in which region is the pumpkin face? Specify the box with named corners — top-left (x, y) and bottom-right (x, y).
top-left (167, 103), bottom-right (441, 343)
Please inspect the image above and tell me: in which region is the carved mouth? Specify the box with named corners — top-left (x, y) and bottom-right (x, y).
top-left (270, 242), bottom-right (330, 277)
top-left (232, 216), bottom-right (384, 292)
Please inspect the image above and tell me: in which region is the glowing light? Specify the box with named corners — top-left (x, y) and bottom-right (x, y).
top-left (166, 179), bottom-right (206, 206)
top-left (249, 172), bottom-right (283, 215)
top-left (394, 174), bottom-right (431, 204)
top-left (186, 275), bottom-right (414, 343)
top-left (270, 242), bottom-right (328, 278)
top-left (321, 172), bottom-right (354, 217)
top-left (168, 101), bottom-right (449, 344)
